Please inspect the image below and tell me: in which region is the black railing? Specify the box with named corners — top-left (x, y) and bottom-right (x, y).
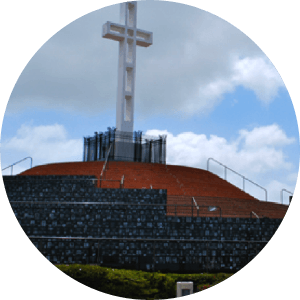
top-left (83, 127), bottom-right (167, 164)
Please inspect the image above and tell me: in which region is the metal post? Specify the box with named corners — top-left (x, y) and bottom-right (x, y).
top-left (94, 132), bottom-right (98, 161)
top-left (105, 127), bottom-right (111, 164)
top-left (87, 138), bottom-right (91, 161)
top-left (159, 136), bottom-right (162, 164)
top-left (103, 134), bottom-right (106, 160)
top-left (139, 132), bottom-right (142, 163)
top-left (134, 131), bottom-right (137, 162)
top-left (149, 140), bottom-right (152, 163)
top-left (281, 189), bottom-right (293, 204)
top-left (83, 137), bottom-right (86, 161)
top-left (110, 130), bottom-right (114, 161)
top-left (224, 167), bottom-right (227, 180)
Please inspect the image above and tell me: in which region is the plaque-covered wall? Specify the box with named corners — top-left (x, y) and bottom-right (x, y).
top-left (4, 175), bottom-right (281, 273)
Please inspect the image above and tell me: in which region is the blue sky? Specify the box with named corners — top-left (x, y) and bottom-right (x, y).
top-left (1, 0), bottom-right (299, 204)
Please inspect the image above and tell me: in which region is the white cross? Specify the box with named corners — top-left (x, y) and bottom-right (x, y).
top-left (102, 1), bottom-right (153, 133)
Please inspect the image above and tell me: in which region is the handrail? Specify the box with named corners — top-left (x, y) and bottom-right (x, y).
top-left (207, 158), bottom-right (268, 201)
top-left (192, 197), bottom-right (222, 217)
top-left (192, 197), bottom-right (199, 210)
top-left (192, 197), bottom-right (259, 219)
top-left (251, 211), bottom-right (259, 219)
top-left (121, 175), bottom-right (125, 189)
top-left (280, 189), bottom-right (293, 204)
top-left (100, 144), bottom-right (113, 178)
top-left (2, 156), bottom-right (33, 175)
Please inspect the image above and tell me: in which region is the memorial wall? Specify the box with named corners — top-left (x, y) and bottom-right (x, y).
top-left (4, 175), bottom-right (281, 273)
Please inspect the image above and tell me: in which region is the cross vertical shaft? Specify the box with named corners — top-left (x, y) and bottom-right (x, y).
top-left (102, 1), bottom-right (153, 133)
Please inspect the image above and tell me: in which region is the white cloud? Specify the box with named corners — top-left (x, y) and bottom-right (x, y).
top-left (2, 123), bottom-right (296, 202)
top-left (5, 2), bottom-right (286, 118)
top-left (182, 56), bottom-right (284, 115)
top-left (239, 124), bottom-right (295, 149)
top-left (232, 57), bottom-right (283, 104)
top-left (265, 180), bottom-right (295, 205)
top-left (4, 123), bottom-right (290, 172)
top-left (146, 124), bottom-right (297, 202)
top-left (147, 124), bottom-right (294, 174)
top-left (2, 124), bottom-right (82, 165)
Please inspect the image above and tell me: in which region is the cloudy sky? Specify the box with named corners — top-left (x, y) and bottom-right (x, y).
top-left (1, 0), bottom-right (299, 204)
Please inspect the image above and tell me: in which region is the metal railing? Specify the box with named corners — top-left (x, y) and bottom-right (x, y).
top-left (2, 157), bottom-right (33, 175)
top-left (121, 175), bottom-right (125, 189)
top-left (207, 158), bottom-right (268, 201)
top-left (73, 177), bottom-right (123, 189)
top-left (100, 144), bottom-right (112, 179)
top-left (251, 211), bottom-right (259, 219)
top-left (191, 197), bottom-right (222, 217)
top-left (192, 197), bottom-right (198, 209)
top-left (29, 236), bottom-right (267, 272)
top-left (280, 189), bottom-right (293, 205)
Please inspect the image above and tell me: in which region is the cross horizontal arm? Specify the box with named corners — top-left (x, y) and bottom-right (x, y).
top-left (102, 21), bottom-right (153, 47)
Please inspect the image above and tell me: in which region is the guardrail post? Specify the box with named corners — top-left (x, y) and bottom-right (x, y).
top-left (2, 156), bottom-right (33, 175)
top-left (281, 189), bottom-right (293, 204)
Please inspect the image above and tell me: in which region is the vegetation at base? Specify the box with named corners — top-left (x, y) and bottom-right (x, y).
top-left (56, 264), bottom-right (233, 299)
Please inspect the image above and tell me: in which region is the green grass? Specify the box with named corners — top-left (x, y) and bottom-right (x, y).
top-left (56, 264), bottom-right (233, 299)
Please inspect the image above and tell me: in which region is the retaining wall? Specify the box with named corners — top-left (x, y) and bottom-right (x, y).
top-left (3, 175), bottom-right (282, 273)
